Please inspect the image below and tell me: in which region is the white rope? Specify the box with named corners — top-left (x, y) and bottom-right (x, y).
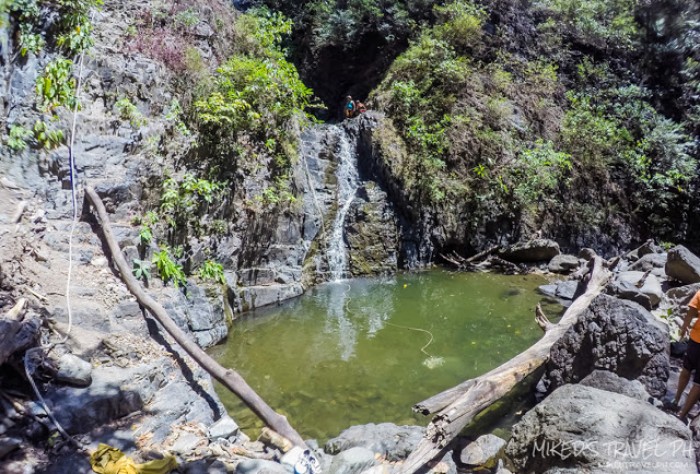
top-left (63, 11), bottom-right (93, 341)
top-left (22, 11), bottom-right (95, 449)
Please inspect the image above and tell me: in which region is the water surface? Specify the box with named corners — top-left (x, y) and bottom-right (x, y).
top-left (209, 270), bottom-right (562, 441)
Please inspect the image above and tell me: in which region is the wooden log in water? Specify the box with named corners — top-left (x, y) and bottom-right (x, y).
top-left (83, 186), bottom-right (307, 448)
top-left (401, 257), bottom-right (610, 474)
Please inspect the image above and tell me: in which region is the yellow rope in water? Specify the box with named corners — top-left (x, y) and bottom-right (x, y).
top-left (386, 321), bottom-right (435, 357)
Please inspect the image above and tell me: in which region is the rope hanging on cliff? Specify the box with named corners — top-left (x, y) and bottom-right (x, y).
top-left (63, 12), bottom-right (92, 342)
top-left (22, 11), bottom-right (95, 450)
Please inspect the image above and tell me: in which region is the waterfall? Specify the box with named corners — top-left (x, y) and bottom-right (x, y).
top-left (326, 125), bottom-right (360, 281)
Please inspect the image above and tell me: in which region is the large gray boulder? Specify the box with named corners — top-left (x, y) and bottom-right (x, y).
top-left (547, 254), bottom-right (580, 274)
top-left (325, 423), bottom-right (423, 462)
top-left (543, 294), bottom-right (669, 398)
top-left (666, 245), bottom-right (700, 284)
top-left (506, 384), bottom-right (695, 473)
top-left (501, 239), bottom-right (560, 263)
top-left (605, 271), bottom-right (663, 309)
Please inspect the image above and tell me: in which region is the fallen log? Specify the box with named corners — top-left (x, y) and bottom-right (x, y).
top-left (401, 257), bottom-right (610, 474)
top-left (83, 187), bottom-right (307, 448)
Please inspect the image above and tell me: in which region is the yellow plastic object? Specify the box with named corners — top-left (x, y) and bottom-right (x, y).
top-left (90, 443), bottom-right (178, 474)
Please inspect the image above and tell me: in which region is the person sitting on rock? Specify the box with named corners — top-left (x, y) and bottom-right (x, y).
top-left (344, 96), bottom-right (355, 119)
top-left (671, 289), bottom-right (700, 420)
top-left (355, 100), bottom-right (366, 114)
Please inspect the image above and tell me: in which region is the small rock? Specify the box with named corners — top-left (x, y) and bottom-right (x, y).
top-left (235, 459), bottom-right (291, 474)
top-left (90, 255), bottom-right (109, 267)
top-left (0, 437), bottom-right (21, 459)
top-left (629, 253), bottom-right (667, 272)
top-left (325, 423), bottom-right (423, 461)
top-left (56, 353), bottom-right (92, 387)
top-left (170, 432), bottom-right (203, 454)
top-left (208, 415), bottom-right (239, 440)
top-left (460, 434), bottom-right (506, 468)
top-left (329, 447), bottom-right (378, 474)
top-left (579, 370), bottom-right (650, 401)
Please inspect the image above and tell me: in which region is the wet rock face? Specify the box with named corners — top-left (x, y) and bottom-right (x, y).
top-left (345, 184), bottom-right (399, 276)
top-left (543, 294), bottom-right (669, 398)
top-left (506, 384), bottom-right (695, 474)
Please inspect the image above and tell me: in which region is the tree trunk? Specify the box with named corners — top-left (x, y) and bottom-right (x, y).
top-left (400, 257), bottom-right (610, 474)
top-left (0, 299), bottom-right (41, 367)
top-left (83, 187), bottom-right (307, 448)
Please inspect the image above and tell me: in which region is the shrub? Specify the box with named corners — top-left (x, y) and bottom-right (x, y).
top-left (115, 97), bottom-right (146, 128)
top-left (36, 58), bottom-right (76, 112)
top-left (194, 8), bottom-right (315, 172)
top-left (7, 124), bottom-right (33, 152)
top-left (152, 247), bottom-right (187, 287)
top-left (198, 259), bottom-right (225, 284)
top-left (513, 140), bottom-right (572, 206)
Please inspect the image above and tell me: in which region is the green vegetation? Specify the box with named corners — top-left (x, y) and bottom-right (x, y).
top-left (115, 97), bottom-right (146, 128)
top-left (152, 247), bottom-right (187, 287)
top-left (362, 0), bottom-right (698, 243)
top-left (132, 259), bottom-right (152, 281)
top-left (33, 120), bottom-right (65, 150)
top-left (6, 124), bottom-right (33, 152)
top-left (537, 0), bottom-right (640, 50)
top-left (194, 8), bottom-right (315, 175)
top-left (198, 259), bottom-right (225, 284)
top-left (36, 58), bottom-right (76, 112)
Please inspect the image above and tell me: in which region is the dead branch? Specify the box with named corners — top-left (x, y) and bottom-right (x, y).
top-left (83, 186), bottom-right (307, 448)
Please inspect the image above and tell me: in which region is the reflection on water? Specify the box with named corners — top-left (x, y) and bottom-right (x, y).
top-left (209, 270), bottom-right (562, 442)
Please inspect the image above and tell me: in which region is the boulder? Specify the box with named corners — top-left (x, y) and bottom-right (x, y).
top-left (325, 423), bottom-right (423, 462)
top-left (605, 271), bottom-right (663, 309)
top-left (555, 280), bottom-right (578, 300)
top-left (578, 248), bottom-right (597, 260)
top-left (500, 239), bottom-right (560, 263)
top-left (547, 255), bottom-right (580, 274)
top-left (629, 253), bottom-right (667, 273)
top-left (666, 245), bottom-right (700, 284)
top-left (579, 370), bottom-right (650, 401)
top-left (329, 447), bottom-right (378, 474)
top-left (208, 415), bottom-right (239, 440)
top-left (55, 353), bottom-right (93, 387)
top-left (543, 294), bottom-right (669, 398)
top-left (665, 283), bottom-right (700, 307)
top-left (460, 434), bottom-right (506, 468)
top-left (506, 384), bottom-right (695, 473)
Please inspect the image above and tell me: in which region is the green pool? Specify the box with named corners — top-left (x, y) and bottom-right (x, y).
top-left (208, 270), bottom-right (562, 442)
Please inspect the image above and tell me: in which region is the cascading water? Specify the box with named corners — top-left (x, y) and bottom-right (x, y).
top-left (325, 125), bottom-right (361, 281)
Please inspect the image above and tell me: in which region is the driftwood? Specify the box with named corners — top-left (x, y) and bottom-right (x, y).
top-left (400, 257), bottom-right (610, 474)
top-left (440, 247), bottom-right (500, 269)
top-left (83, 187), bottom-right (307, 448)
